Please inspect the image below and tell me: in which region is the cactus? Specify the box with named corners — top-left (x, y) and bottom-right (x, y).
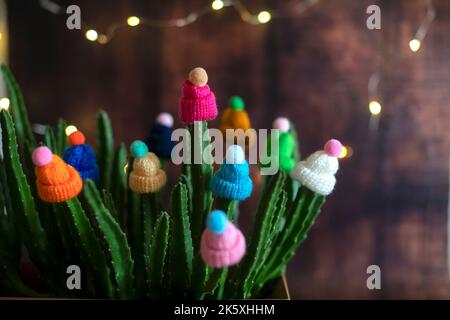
top-left (0, 65), bottom-right (338, 299)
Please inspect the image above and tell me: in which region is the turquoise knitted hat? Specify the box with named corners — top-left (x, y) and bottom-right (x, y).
top-left (210, 145), bottom-right (253, 201)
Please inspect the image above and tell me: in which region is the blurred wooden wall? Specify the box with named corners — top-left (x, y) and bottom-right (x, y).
top-left (6, 0), bottom-right (450, 298)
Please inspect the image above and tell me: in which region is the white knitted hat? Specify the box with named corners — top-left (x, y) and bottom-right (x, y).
top-left (290, 139), bottom-right (341, 196)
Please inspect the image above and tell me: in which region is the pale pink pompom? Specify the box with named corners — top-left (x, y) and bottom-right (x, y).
top-left (156, 112), bottom-right (174, 128)
top-left (201, 223), bottom-right (246, 268)
top-left (32, 146), bottom-right (53, 167)
top-left (324, 139), bottom-right (342, 157)
top-left (272, 117), bottom-right (290, 132)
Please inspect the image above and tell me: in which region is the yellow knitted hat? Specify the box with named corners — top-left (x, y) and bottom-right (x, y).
top-left (129, 141), bottom-right (167, 193)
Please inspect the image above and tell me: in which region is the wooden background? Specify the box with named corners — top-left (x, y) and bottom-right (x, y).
top-left (5, 0), bottom-right (450, 298)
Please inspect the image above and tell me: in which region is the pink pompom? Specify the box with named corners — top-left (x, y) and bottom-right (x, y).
top-left (324, 139), bottom-right (342, 157)
top-left (32, 146), bottom-right (53, 167)
top-left (156, 112), bottom-right (174, 127)
top-left (272, 117), bottom-right (290, 132)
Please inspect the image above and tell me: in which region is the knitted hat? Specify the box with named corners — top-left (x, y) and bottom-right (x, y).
top-left (290, 139), bottom-right (342, 196)
top-left (32, 146), bottom-right (83, 203)
top-left (128, 140), bottom-right (167, 193)
top-left (273, 117), bottom-right (296, 171)
top-left (201, 210), bottom-right (246, 268)
top-left (179, 67), bottom-right (218, 124)
top-left (63, 130), bottom-right (99, 181)
top-left (220, 96), bottom-right (251, 133)
top-left (210, 145), bottom-right (253, 200)
top-left (145, 112), bottom-right (176, 159)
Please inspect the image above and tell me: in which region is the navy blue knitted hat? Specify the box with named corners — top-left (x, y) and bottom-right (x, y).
top-left (210, 145), bottom-right (253, 201)
top-left (145, 112), bottom-right (175, 159)
top-left (63, 131), bottom-right (99, 181)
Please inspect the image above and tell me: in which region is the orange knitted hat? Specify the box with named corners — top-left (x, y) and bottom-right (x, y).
top-left (220, 96), bottom-right (251, 134)
top-left (220, 96), bottom-right (255, 146)
top-left (32, 146), bottom-right (83, 203)
top-left (129, 140), bottom-right (167, 193)
top-left (220, 108), bottom-right (251, 134)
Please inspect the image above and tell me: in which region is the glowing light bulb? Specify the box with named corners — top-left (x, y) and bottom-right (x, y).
top-left (338, 146), bottom-right (348, 159)
top-left (0, 32), bottom-right (2, 40)
top-left (124, 163), bottom-right (128, 174)
top-left (98, 35), bottom-right (108, 45)
top-left (409, 39), bottom-right (421, 52)
top-left (369, 100), bottom-right (382, 115)
top-left (65, 125), bottom-right (78, 136)
top-left (212, 0), bottom-right (224, 10)
top-left (85, 29), bottom-right (98, 42)
top-left (0, 97), bottom-right (10, 110)
top-left (127, 16), bottom-right (140, 27)
top-left (257, 11), bottom-right (271, 24)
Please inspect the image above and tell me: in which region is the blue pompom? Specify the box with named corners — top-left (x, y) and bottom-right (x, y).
top-left (130, 140), bottom-right (148, 158)
top-left (207, 210), bottom-right (228, 234)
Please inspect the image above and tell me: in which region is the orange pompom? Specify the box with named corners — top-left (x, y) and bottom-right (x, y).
top-left (68, 131), bottom-right (85, 146)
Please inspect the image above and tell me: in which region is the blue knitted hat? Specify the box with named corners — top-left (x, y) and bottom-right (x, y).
top-left (210, 145), bottom-right (253, 201)
top-left (63, 131), bottom-right (99, 181)
top-left (145, 112), bottom-right (175, 159)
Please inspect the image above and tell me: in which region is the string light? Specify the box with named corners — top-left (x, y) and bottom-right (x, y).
top-left (409, 0), bottom-right (435, 52)
top-left (123, 163), bottom-right (128, 174)
top-left (0, 97), bottom-right (10, 110)
top-left (0, 32), bottom-right (2, 40)
top-left (338, 146), bottom-right (348, 159)
top-left (367, 0), bottom-right (435, 123)
top-left (65, 125), bottom-right (78, 136)
top-left (85, 29), bottom-right (98, 42)
top-left (39, 0), bottom-right (318, 44)
top-left (409, 38), bottom-right (421, 52)
top-left (97, 34), bottom-right (109, 45)
top-left (338, 146), bottom-right (353, 159)
top-left (127, 16), bottom-right (141, 27)
top-left (257, 11), bottom-right (272, 24)
top-left (211, 0), bottom-right (224, 11)
top-left (369, 100), bottom-right (382, 115)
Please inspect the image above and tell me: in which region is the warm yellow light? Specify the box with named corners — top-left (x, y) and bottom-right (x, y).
top-left (85, 29), bottom-right (98, 42)
top-left (65, 125), bottom-right (78, 136)
top-left (369, 100), bottom-right (382, 115)
top-left (0, 97), bottom-right (10, 110)
top-left (338, 146), bottom-right (353, 159)
top-left (124, 163), bottom-right (128, 174)
top-left (127, 16), bottom-right (140, 27)
top-left (338, 146), bottom-right (348, 159)
top-left (409, 39), bottom-right (421, 52)
top-left (257, 11), bottom-right (271, 24)
top-left (211, 0), bottom-right (224, 10)
top-left (98, 34), bottom-right (108, 45)
top-left (0, 33), bottom-right (2, 40)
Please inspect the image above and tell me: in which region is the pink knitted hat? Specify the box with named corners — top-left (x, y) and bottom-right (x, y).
top-left (201, 210), bottom-right (246, 268)
top-left (179, 67), bottom-right (218, 124)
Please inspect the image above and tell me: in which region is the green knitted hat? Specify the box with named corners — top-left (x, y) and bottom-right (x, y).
top-left (278, 132), bottom-right (296, 171)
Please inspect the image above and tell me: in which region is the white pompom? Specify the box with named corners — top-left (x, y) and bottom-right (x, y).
top-left (225, 145), bottom-right (245, 164)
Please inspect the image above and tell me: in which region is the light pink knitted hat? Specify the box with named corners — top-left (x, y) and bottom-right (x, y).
top-left (201, 210), bottom-right (246, 268)
top-left (179, 67), bottom-right (218, 124)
